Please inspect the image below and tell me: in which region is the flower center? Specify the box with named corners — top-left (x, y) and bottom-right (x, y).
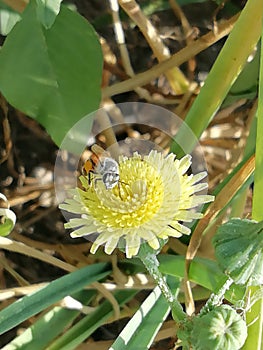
top-left (80, 154), bottom-right (164, 229)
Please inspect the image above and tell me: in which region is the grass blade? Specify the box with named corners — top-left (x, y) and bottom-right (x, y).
top-left (243, 12), bottom-right (263, 350)
top-left (172, 0), bottom-right (263, 156)
top-left (47, 290), bottom-right (137, 350)
top-left (0, 263), bottom-right (110, 335)
top-left (109, 287), bottom-right (172, 350)
top-left (2, 290), bottom-right (96, 350)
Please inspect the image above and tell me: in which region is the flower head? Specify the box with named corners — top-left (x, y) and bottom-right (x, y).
top-left (60, 150), bottom-right (214, 258)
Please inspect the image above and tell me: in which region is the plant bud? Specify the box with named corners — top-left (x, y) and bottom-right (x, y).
top-left (191, 305), bottom-right (247, 350)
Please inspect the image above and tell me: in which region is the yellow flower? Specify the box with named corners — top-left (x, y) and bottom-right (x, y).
top-left (60, 150), bottom-right (214, 258)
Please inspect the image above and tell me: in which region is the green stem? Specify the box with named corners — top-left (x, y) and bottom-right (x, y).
top-left (243, 7), bottom-right (263, 349)
top-left (199, 277), bottom-right (234, 316)
top-left (139, 252), bottom-right (186, 322)
top-left (171, 0), bottom-right (263, 157)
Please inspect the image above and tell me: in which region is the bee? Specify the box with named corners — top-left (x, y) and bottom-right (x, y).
top-left (83, 144), bottom-right (120, 190)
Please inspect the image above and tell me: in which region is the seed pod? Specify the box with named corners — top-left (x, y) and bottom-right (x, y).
top-left (191, 305), bottom-right (247, 350)
top-left (213, 218), bottom-right (263, 285)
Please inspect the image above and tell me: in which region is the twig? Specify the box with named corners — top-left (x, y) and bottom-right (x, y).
top-left (1, 0), bottom-right (27, 13)
top-left (118, 0), bottom-right (189, 94)
top-left (169, 0), bottom-right (198, 80)
top-left (0, 235), bottom-right (121, 318)
top-left (184, 155), bottom-right (255, 316)
top-left (0, 279), bottom-right (155, 300)
top-left (102, 13), bottom-right (239, 98)
top-left (0, 95), bottom-right (12, 165)
top-left (108, 0), bottom-right (153, 101)
top-left (0, 254), bottom-right (29, 286)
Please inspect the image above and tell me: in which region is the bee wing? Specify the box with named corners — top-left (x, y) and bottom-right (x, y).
top-left (91, 144), bottom-right (110, 158)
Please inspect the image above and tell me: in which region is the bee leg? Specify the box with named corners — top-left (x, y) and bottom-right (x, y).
top-left (93, 177), bottom-right (103, 192)
top-left (88, 170), bottom-right (95, 186)
top-left (88, 172), bottom-right (91, 185)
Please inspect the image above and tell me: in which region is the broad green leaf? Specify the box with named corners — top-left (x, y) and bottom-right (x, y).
top-left (36, 0), bottom-right (62, 28)
top-left (110, 284), bottom-right (177, 350)
top-left (0, 1), bottom-right (103, 146)
top-left (159, 255), bottom-right (245, 303)
top-left (2, 290), bottom-right (96, 350)
top-left (0, 263), bottom-right (110, 335)
top-left (46, 290), bottom-right (137, 350)
top-left (213, 219), bottom-right (263, 286)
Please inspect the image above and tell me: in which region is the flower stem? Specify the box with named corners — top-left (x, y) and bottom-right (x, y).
top-left (139, 251), bottom-right (186, 322)
top-left (199, 277), bottom-right (234, 316)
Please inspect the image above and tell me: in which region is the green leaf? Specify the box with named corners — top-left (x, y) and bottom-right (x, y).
top-left (222, 46), bottom-right (260, 107)
top-left (243, 13), bottom-right (263, 350)
top-left (0, 263), bottom-right (110, 335)
top-left (2, 290), bottom-right (96, 350)
top-left (46, 290), bottom-right (137, 350)
top-left (213, 218), bottom-right (263, 286)
top-left (0, 1), bottom-right (103, 146)
top-left (229, 46), bottom-right (260, 95)
top-left (110, 287), bottom-right (171, 350)
top-left (36, 0), bottom-right (62, 28)
top-left (159, 255), bottom-right (245, 303)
